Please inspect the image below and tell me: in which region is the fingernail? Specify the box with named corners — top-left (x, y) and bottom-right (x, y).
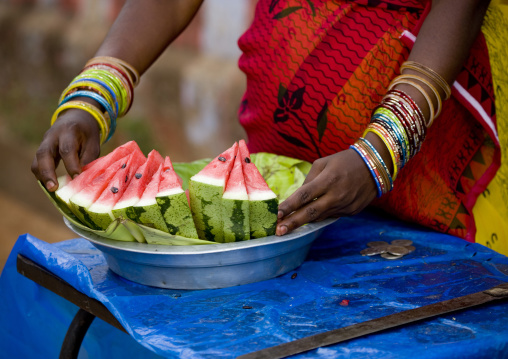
top-left (72, 174), bottom-right (79, 179)
top-left (46, 181), bottom-right (56, 190)
top-left (278, 210), bottom-right (284, 219)
top-left (278, 225), bottom-right (288, 236)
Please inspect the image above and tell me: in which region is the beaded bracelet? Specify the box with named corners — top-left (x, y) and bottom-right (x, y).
top-left (51, 100), bottom-right (109, 144)
top-left (350, 144), bottom-right (383, 197)
top-left (60, 90), bottom-right (117, 142)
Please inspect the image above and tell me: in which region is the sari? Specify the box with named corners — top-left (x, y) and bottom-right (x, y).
top-left (237, 0), bottom-right (506, 251)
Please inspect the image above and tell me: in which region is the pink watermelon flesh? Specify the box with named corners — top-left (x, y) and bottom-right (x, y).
top-left (223, 150), bottom-right (248, 200)
top-left (137, 164), bottom-right (163, 206)
top-left (238, 139), bottom-right (276, 200)
top-left (191, 142), bottom-right (238, 187)
top-left (81, 140), bottom-right (141, 172)
top-left (114, 150), bottom-right (163, 209)
top-left (57, 140), bottom-right (143, 203)
top-left (158, 156), bottom-right (184, 196)
top-left (70, 155), bottom-right (131, 209)
top-left (92, 150), bottom-right (146, 207)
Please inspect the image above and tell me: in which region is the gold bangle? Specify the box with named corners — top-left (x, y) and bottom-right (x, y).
top-left (363, 126), bottom-right (399, 180)
top-left (388, 77), bottom-right (435, 127)
top-left (400, 61), bottom-right (451, 100)
top-left (395, 74), bottom-right (442, 120)
top-left (59, 80), bottom-right (116, 115)
top-left (86, 56), bottom-right (140, 87)
top-left (51, 100), bottom-right (109, 144)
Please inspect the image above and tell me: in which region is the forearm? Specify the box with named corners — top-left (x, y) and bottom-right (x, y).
top-left (371, 0), bottom-right (491, 174)
top-left (94, 0), bottom-right (204, 75)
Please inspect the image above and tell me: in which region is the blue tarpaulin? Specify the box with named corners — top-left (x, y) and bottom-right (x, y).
top-left (1, 210), bottom-right (508, 358)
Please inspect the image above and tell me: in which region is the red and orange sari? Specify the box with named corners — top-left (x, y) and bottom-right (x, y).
top-left (237, 0), bottom-right (501, 243)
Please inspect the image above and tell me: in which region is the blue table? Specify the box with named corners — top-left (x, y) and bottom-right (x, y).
top-left (1, 210), bottom-right (508, 358)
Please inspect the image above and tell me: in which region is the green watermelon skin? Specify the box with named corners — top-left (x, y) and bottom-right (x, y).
top-left (222, 198), bottom-right (250, 242)
top-left (249, 197), bottom-right (278, 238)
top-left (189, 180), bottom-right (224, 242)
top-left (156, 192), bottom-right (198, 239)
top-left (125, 202), bottom-right (169, 233)
top-left (70, 202), bottom-right (101, 230)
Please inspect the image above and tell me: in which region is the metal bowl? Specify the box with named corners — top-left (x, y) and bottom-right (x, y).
top-left (64, 217), bottom-right (337, 290)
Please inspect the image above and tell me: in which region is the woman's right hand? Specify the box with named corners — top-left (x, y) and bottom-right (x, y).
top-left (31, 110), bottom-right (102, 192)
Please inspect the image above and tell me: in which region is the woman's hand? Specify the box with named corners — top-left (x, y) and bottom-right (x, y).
top-left (31, 110), bottom-right (101, 192)
top-left (275, 148), bottom-right (378, 235)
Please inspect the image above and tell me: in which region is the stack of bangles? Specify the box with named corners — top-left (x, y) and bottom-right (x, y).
top-left (352, 60), bottom-right (451, 198)
top-left (50, 56), bottom-right (140, 144)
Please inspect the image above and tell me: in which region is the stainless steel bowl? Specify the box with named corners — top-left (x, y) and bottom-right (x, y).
top-left (64, 217), bottom-right (337, 290)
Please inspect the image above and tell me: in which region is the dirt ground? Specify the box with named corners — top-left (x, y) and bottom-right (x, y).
top-left (0, 139), bottom-right (75, 272)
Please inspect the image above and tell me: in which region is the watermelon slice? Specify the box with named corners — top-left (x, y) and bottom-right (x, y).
top-left (86, 150), bottom-right (146, 231)
top-left (222, 150), bottom-right (250, 242)
top-left (56, 140), bottom-right (142, 206)
top-left (125, 164), bottom-right (169, 233)
top-left (238, 140), bottom-right (278, 238)
top-left (189, 142), bottom-right (238, 242)
top-left (112, 149), bottom-right (163, 220)
top-left (69, 155), bottom-right (131, 229)
top-left (156, 156), bottom-right (199, 239)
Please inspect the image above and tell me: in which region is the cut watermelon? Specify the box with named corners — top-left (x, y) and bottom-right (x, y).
top-left (86, 150), bottom-right (146, 231)
top-left (125, 164), bottom-right (168, 233)
top-left (112, 149), bottom-right (163, 220)
top-left (238, 140), bottom-right (278, 238)
top-left (222, 150), bottom-right (250, 242)
top-left (156, 156), bottom-right (199, 239)
top-left (69, 155), bottom-right (131, 229)
top-left (56, 141), bottom-right (142, 206)
top-left (189, 142), bottom-right (238, 242)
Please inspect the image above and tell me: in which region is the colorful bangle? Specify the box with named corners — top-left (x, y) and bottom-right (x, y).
top-left (59, 80), bottom-right (117, 115)
top-left (69, 78), bottom-right (119, 116)
top-left (86, 56), bottom-right (140, 87)
top-left (363, 125), bottom-right (399, 180)
top-left (51, 100), bottom-right (108, 144)
top-left (395, 74), bottom-right (442, 120)
top-left (357, 137), bottom-right (393, 191)
top-left (59, 90), bottom-right (116, 142)
top-left (350, 144), bottom-right (383, 197)
top-left (388, 77), bottom-right (435, 127)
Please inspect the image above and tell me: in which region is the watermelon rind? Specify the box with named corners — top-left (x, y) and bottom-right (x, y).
top-left (69, 193), bottom-right (101, 230)
top-left (189, 178), bottom-right (224, 242)
top-left (222, 198), bottom-right (250, 242)
top-left (85, 202), bottom-right (116, 231)
top-left (125, 197), bottom-right (169, 233)
top-left (156, 189), bottom-right (199, 239)
top-left (249, 196), bottom-right (278, 238)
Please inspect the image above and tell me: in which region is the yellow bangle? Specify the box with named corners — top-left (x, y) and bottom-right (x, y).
top-left (86, 56), bottom-right (140, 87)
top-left (400, 61), bottom-right (451, 100)
top-left (51, 100), bottom-right (109, 144)
top-left (395, 73), bottom-right (442, 120)
top-left (388, 77), bottom-right (435, 127)
top-left (59, 80), bottom-right (116, 116)
top-left (363, 126), bottom-right (399, 180)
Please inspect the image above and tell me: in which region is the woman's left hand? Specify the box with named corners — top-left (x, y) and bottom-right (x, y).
top-left (275, 148), bottom-right (378, 235)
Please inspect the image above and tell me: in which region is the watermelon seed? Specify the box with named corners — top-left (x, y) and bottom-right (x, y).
top-left (291, 273), bottom-right (297, 279)
top-left (218, 156), bottom-right (226, 162)
top-left (111, 187), bottom-right (119, 193)
top-left (165, 169), bottom-right (171, 172)
top-left (244, 157), bottom-right (251, 163)
top-left (135, 173), bottom-right (142, 179)
top-left (121, 163), bottom-right (126, 169)
top-left (125, 175), bottom-right (128, 183)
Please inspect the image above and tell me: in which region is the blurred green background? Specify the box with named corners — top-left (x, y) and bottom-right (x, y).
top-left (0, 0), bottom-right (255, 270)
